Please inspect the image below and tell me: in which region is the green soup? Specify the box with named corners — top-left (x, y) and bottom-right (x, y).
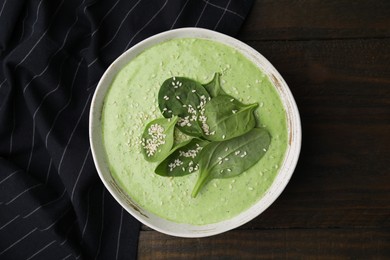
top-left (102, 38), bottom-right (288, 225)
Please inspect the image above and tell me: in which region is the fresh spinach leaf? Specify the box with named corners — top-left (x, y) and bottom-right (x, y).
top-left (158, 77), bottom-right (210, 137)
top-left (155, 138), bottom-right (209, 177)
top-left (141, 116), bottom-right (178, 162)
top-left (191, 128), bottom-right (271, 197)
top-left (203, 73), bottom-right (226, 97)
top-left (203, 95), bottom-right (258, 141)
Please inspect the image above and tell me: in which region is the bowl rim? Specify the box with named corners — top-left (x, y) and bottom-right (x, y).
top-left (89, 27), bottom-right (301, 237)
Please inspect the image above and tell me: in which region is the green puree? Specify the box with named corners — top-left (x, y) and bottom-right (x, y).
top-left (102, 38), bottom-right (288, 225)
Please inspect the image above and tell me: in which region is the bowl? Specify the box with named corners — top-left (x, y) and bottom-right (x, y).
top-left (89, 28), bottom-right (301, 237)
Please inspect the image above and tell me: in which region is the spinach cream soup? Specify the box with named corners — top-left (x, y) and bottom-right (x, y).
top-left (101, 38), bottom-right (288, 225)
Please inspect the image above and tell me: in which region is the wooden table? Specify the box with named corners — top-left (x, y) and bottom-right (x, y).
top-left (138, 1), bottom-right (390, 258)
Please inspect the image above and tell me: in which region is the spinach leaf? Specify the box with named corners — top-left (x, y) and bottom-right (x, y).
top-left (141, 116), bottom-right (178, 162)
top-left (191, 128), bottom-right (271, 197)
top-left (203, 95), bottom-right (258, 141)
top-left (155, 138), bottom-right (209, 177)
top-left (158, 77), bottom-right (210, 137)
top-left (203, 72), bottom-right (226, 97)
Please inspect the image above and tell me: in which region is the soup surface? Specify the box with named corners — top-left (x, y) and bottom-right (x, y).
top-left (102, 38), bottom-right (288, 225)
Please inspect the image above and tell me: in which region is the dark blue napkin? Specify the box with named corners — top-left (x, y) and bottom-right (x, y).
top-left (0, 0), bottom-right (253, 259)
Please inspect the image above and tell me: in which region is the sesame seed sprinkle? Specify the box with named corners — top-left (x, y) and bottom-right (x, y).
top-left (141, 123), bottom-right (166, 157)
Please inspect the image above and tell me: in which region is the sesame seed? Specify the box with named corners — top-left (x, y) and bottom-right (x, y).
top-left (218, 160), bottom-right (223, 165)
top-left (248, 187), bottom-right (254, 191)
top-left (235, 151), bottom-right (241, 155)
top-left (230, 98), bottom-right (234, 102)
top-left (176, 96), bottom-right (180, 100)
top-left (224, 158), bottom-right (229, 161)
top-left (227, 168), bottom-right (231, 172)
top-left (263, 148), bottom-right (267, 152)
top-left (224, 147), bottom-right (229, 151)
top-left (141, 123), bottom-right (167, 157)
top-left (222, 135), bottom-right (226, 139)
top-left (191, 89), bottom-right (196, 93)
top-left (173, 77), bottom-right (176, 80)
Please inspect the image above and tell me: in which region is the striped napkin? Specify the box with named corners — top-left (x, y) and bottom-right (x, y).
top-left (0, 0), bottom-right (253, 259)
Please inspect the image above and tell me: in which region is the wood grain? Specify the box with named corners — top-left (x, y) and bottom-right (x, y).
top-left (242, 39), bottom-right (390, 228)
top-left (239, 0), bottom-right (390, 40)
top-left (138, 0), bottom-right (390, 258)
top-left (138, 229), bottom-right (390, 259)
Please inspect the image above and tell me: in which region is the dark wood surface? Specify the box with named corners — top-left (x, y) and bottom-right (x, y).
top-left (138, 1), bottom-right (390, 258)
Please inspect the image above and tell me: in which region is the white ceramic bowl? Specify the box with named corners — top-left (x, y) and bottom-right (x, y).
top-left (89, 28), bottom-right (301, 237)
